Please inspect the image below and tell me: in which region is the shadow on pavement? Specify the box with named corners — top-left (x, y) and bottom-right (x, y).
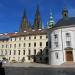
top-left (0, 62), bottom-right (5, 75)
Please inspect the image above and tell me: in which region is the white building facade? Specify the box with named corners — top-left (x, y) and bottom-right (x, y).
top-left (49, 8), bottom-right (75, 65)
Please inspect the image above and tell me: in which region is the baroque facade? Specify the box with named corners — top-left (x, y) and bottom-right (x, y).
top-left (49, 8), bottom-right (75, 65)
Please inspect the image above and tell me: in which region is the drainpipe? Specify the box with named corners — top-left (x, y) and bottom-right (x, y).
top-left (61, 28), bottom-right (64, 62)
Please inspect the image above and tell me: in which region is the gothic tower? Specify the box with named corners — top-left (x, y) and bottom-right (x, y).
top-left (47, 12), bottom-right (55, 28)
top-left (19, 10), bottom-right (28, 32)
top-left (33, 6), bottom-right (42, 29)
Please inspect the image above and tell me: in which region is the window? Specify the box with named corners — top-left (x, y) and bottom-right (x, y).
top-left (40, 49), bottom-right (42, 55)
top-left (28, 43), bottom-right (31, 47)
top-left (18, 50), bottom-right (20, 55)
top-left (15, 38), bottom-right (16, 41)
top-left (54, 42), bottom-right (58, 47)
top-left (29, 36), bottom-right (31, 40)
top-left (46, 42), bottom-right (48, 46)
top-left (1, 50), bottom-right (3, 55)
top-left (66, 33), bottom-right (70, 37)
top-left (28, 50), bottom-right (30, 55)
top-left (2, 45), bottom-right (4, 48)
top-left (55, 52), bottom-right (58, 59)
top-left (14, 50), bottom-right (16, 55)
top-left (10, 44), bottom-right (12, 48)
top-left (28, 56), bottom-right (30, 60)
top-left (40, 36), bottom-right (42, 39)
top-left (5, 50), bottom-right (7, 55)
top-left (46, 35), bottom-right (48, 38)
top-left (66, 33), bottom-right (71, 47)
top-left (24, 37), bottom-right (26, 40)
top-left (34, 42), bottom-right (36, 47)
top-left (34, 49), bottom-right (36, 55)
top-left (34, 36), bottom-right (36, 39)
top-left (23, 50), bottom-right (25, 55)
top-left (23, 43), bottom-right (25, 47)
top-left (19, 43), bottom-right (21, 47)
top-left (66, 41), bottom-right (71, 47)
top-left (14, 44), bottom-right (16, 48)
top-left (28, 50), bottom-right (31, 60)
top-left (54, 34), bottom-right (58, 39)
top-left (6, 45), bottom-right (8, 48)
top-left (54, 34), bottom-right (58, 47)
top-left (11, 38), bottom-right (12, 41)
top-left (40, 42), bottom-right (42, 47)
top-left (9, 50), bottom-right (11, 55)
top-left (19, 37), bottom-right (21, 40)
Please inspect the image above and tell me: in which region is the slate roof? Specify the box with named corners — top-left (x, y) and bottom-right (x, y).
top-left (53, 17), bottom-right (75, 28)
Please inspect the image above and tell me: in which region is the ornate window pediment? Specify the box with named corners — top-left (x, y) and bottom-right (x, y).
top-left (64, 47), bottom-right (73, 50)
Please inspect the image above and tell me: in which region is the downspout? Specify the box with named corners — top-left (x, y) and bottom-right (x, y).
top-left (61, 28), bottom-right (64, 62)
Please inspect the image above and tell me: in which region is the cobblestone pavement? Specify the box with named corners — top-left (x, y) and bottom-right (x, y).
top-left (1, 62), bottom-right (75, 75)
top-left (2, 62), bottom-right (75, 68)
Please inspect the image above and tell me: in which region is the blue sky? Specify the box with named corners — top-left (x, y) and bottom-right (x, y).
top-left (0, 0), bottom-right (75, 33)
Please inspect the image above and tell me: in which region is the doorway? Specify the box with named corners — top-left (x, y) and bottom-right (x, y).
top-left (33, 56), bottom-right (36, 62)
top-left (66, 51), bottom-right (73, 61)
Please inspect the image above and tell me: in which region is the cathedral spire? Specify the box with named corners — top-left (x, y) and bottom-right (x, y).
top-left (19, 9), bottom-right (28, 32)
top-left (47, 12), bottom-right (55, 28)
top-left (33, 6), bottom-right (42, 29)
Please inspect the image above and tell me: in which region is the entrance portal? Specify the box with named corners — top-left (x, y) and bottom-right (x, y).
top-left (66, 51), bottom-right (73, 61)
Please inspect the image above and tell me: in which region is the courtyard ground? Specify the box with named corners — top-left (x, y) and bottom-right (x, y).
top-left (0, 62), bottom-right (75, 75)
top-left (2, 62), bottom-right (75, 68)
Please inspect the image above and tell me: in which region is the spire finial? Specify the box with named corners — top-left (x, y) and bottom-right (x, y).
top-left (62, 8), bottom-right (68, 18)
top-left (47, 11), bottom-right (55, 29)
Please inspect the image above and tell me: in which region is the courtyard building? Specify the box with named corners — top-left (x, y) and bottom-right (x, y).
top-left (49, 8), bottom-right (75, 65)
